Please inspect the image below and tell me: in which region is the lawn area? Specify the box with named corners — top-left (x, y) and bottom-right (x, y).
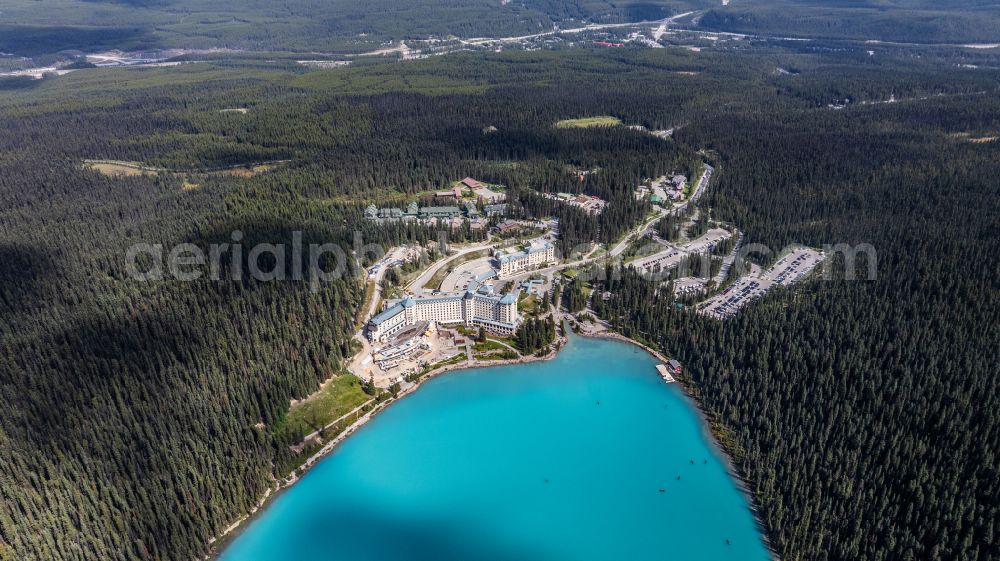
top-left (554, 116), bottom-right (622, 129)
top-left (85, 161), bottom-right (153, 177)
top-left (84, 158), bottom-right (286, 178)
top-left (473, 340), bottom-right (508, 353)
top-left (478, 350), bottom-right (519, 361)
top-left (519, 293), bottom-right (543, 316)
top-left (417, 353), bottom-right (467, 378)
top-left (276, 375), bottom-right (372, 441)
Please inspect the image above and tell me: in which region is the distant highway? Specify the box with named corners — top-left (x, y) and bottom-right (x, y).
top-left (461, 11), bottom-right (699, 47)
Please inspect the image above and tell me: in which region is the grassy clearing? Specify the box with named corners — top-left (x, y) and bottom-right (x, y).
top-left (415, 353), bottom-right (467, 379)
top-left (86, 161), bottom-right (155, 177)
top-left (473, 340), bottom-right (507, 353)
top-left (84, 159), bottom-right (287, 180)
top-left (477, 350), bottom-right (519, 361)
top-left (518, 293), bottom-right (542, 316)
top-left (949, 132), bottom-right (998, 143)
top-left (554, 116), bottom-right (622, 129)
top-left (277, 375), bottom-right (371, 441)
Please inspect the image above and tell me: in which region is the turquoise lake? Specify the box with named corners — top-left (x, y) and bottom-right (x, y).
top-left (219, 334), bottom-right (770, 561)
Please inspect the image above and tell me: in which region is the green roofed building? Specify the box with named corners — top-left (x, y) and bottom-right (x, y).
top-left (420, 206), bottom-right (462, 219)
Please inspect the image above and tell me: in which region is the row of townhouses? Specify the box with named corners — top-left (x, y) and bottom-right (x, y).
top-left (365, 201), bottom-right (507, 222)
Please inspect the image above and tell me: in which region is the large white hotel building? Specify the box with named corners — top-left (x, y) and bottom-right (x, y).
top-left (366, 274), bottom-right (519, 344)
top-left (366, 240), bottom-right (556, 344)
top-left (495, 240), bottom-right (556, 277)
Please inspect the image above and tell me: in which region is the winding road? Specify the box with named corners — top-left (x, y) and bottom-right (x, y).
top-left (351, 163), bottom-right (714, 354)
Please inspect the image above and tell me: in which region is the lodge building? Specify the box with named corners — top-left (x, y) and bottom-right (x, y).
top-left (495, 241), bottom-right (556, 276)
top-left (366, 282), bottom-right (519, 344)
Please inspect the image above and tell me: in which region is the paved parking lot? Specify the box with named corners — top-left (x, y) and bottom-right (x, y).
top-left (762, 248), bottom-right (825, 286)
top-left (699, 247), bottom-right (824, 319)
top-left (439, 257), bottom-right (496, 293)
top-left (631, 228), bottom-right (732, 274)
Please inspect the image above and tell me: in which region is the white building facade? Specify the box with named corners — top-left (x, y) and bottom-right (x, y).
top-left (495, 241), bottom-right (556, 277)
top-left (367, 290), bottom-right (519, 343)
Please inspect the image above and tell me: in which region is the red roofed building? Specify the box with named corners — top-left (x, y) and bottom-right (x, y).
top-left (436, 186), bottom-right (463, 200)
top-left (461, 177), bottom-right (483, 189)
top-left (666, 359), bottom-right (683, 375)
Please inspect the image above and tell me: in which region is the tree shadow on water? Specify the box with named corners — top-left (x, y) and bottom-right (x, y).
top-left (228, 502), bottom-right (554, 561)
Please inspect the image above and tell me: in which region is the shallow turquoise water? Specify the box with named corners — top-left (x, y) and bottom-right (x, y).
top-left (219, 334), bottom-right (769, 561)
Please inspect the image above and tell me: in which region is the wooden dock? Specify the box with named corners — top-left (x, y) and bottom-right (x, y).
top-left (655, 364), bottom-right (676, 383)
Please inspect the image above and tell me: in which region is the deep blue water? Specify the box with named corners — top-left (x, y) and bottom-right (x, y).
top-left (219, 333), bottom-right (770, 561)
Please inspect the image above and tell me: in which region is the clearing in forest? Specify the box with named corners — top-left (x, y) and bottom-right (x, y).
top-left (554, 116), bottom-right (622, 129)
top-left (84, 159), bottom-right (288, 180)
top-left (86, 161), bottom-right (155, 177)
top-left (280, 375), bottom-right (372, 443)
top-left (949, 132), bottom-right (998, 143)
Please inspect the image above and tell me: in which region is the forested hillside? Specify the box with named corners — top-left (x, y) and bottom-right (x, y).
top-left (0, 0), bottom-right (710, 55)
top-left (4, 0), bottom-right (998, 58)
top-left (0, 51), bottom-right (704, 561)
top-left (2, 45), bottom-right (999, 561)
top-left (594, 74), bottom-right (1000, 560)
top-left (699, 0), bottom-right (1000, 44)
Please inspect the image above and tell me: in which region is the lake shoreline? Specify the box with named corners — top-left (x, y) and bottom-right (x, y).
top-left (206, 322), bottom-right (776, 561)
top-left (204, 332), bottom-right (568, 559)
top-left (577, 327), bottom-right (779, 561)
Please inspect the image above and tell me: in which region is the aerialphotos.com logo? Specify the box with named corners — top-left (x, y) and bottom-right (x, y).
top-left (125, 230), bottom-right (877, 293)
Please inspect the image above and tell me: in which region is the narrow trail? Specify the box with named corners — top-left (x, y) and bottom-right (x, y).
top-left (292, 398), bottom-right (377, 452)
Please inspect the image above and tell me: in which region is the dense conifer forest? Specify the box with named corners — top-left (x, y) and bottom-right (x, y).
top-left (2, 0), bottom-right (998, 57)
top-left (514, 317), bottom-right (557, 354)
top-left (1, 44), bottom-right (998, 561)
top-left (592, 68), bottom-right (1000, 560)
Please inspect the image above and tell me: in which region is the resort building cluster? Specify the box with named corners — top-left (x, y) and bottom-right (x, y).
top-left (636, 174), bottom-right (687, 205)
top-left (365, 201), bottom-right (483, 221)
top-left (364, 178), bottom-right (508, 226)
top-left (366, 239), bottom-right (557, 344)
top-left (367, 272), bottom-right (519, 343)
top-left (543, 192), bottom-right (607, 215)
